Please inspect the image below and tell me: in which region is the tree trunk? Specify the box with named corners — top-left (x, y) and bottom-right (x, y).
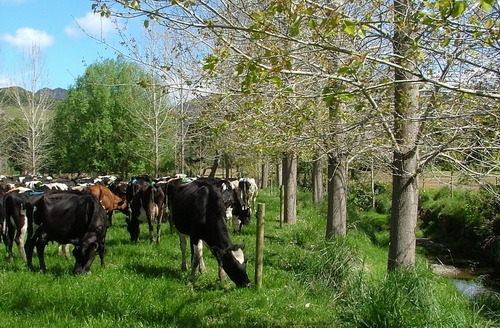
top-left (224, 153), bottom-right (231, 178)
top-left (276, 161), bottom-right (283, 187)
top-left (260, 161), bottom-right (269, 189)
top-left (387, 0), bottom-right (421, 270)
top-left (208, 150), bottom-right (220, 179)
top-left (312, 156), bottom-right (324, 203)
top-left (282, 153), bottom-right (297, 224)
top-left (326, 151), bottom-right (347, 238)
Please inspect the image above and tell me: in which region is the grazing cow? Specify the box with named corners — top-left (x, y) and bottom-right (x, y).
top-left (108, 178), bottom-right (128, 200)
top-left (166, 178), bottom-right (251, 288)
top-left (84, 184), bottom-right (128, 226)
top-left (238, 177), bottom-right (259, 210)
top-left (2, 188), bottom-right (33, 262)
top-left (24, 191), bottom-right (109, 274)
top-left (203, 177), bottom-right (251, 234)
top-left (126, 178), bottom-right (165, 243)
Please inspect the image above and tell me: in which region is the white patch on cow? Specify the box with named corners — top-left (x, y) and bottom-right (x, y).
top-left (19, 215), bottom-right (28, 245)
top-left (31, 205), bottom-right (42, 239)
top-left (225, 206), bottom-right (233, 221)
top-left (153, 203), bottom-right (159, 218)
top-left (137, 199), bottom-right (148, 222)
top-left (46, 183), bottom-right (68, 190)
top-left (221, 183), bottom-right (227, 191)
top-left (231, 248), bottom-right (245, 265)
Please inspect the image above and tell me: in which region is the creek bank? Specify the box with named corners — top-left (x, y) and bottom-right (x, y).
top-left (417, 238), bottom-right (498, 297)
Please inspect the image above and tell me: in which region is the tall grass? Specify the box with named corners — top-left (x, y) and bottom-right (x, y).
top-left (0, 187), bottom-right (497, 327)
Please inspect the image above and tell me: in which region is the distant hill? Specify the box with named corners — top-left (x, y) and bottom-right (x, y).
top-left (0, 86), bottom-right (67, 106)
top-left (36, 87), bottom-right (68, 100)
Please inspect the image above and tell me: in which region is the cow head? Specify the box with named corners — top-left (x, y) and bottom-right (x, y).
top-left (72, 233), bottom-right (99, 275)
top-left (220, 180), bottom-right (251, 226)
top-left (126, 217), bottom-right (140, 242)
top-left (211, 241), bottom-right (251, 288)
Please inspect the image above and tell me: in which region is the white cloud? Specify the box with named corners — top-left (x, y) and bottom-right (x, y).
top-left (65, 12), bottom-right (115, 38)
top-left (2, 27), bottom-right (54, 50)
top-left (0, 75), bottom-right (16, 88)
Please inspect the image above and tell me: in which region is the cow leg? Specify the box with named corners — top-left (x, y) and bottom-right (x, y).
top-left (156, 220), bottom-right (161, 244)
top-left (147, 217), bottom-right (155, 244)
top-left (24, 236), bottom-right (36, 271)
top-left (218, 266), bottom-right (227, 282)
top-left (58, 244), bottom-right (71, 259)
top-left (231, 217), bottom-right (241, 234)
top-left (15, 216), bottom-right (27, 262)
top-left (189, 241), bottom-right (198, 284)
top-left (179, 234), bottom-right (188, 271)
top-left (189, 239), bottom-right (206, 284)
top-left (35, 239), bottom-right (48, 272)
top-left (5, 225), bottom-right (14, 262)
top-left (197, 240), bottom-right (206, 274)
top-left (108, 211), bottom-right (113, 227)
top-left (98, 242), bottom-right (106, 268)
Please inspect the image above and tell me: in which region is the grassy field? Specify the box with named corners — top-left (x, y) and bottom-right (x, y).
top-left (0, 188), bottom-right (497, 327)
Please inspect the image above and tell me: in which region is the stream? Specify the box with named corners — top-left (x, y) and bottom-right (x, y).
top-left (418, 238), bottom-right (496, 298)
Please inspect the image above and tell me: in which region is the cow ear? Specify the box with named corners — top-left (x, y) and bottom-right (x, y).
top-left (211, 246), bottom-right (224, 261)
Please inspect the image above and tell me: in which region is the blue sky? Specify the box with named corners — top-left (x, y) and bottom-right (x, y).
top-left (0, 0), bottom-right (137, 90)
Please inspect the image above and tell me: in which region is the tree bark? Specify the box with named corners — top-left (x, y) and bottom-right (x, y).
top-left (387, 0), bottom-right (421, 270)
top-left (312, 156), bottom-right (324, 203)
top-left (276, 160), bottom-right (283, 187)
top-left (260, 161), bottom-right (269, 189)
top-left (208, 150), bottom-right (220, 178)
top-left (326, 151), bottom-right (347, 238)
top-left (282, 153), bottom-right (297, 224)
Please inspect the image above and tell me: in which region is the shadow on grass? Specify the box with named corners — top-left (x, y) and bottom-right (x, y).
top-left (125, 262), bottom-right (185, 281)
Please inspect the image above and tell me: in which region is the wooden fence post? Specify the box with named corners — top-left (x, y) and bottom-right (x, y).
top-left (255, 203), bottom-right (265, 289)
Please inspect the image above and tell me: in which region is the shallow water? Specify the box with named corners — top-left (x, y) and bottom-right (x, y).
top-left (452, 279), bottom-right (486, 298)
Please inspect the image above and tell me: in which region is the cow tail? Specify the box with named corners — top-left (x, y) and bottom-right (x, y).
top-left (0, 195), bottom-right (5, 242)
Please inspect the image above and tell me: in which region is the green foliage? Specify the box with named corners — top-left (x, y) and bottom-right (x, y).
top-left (340, 268), bottom-right (488, 327)
top-left (51, 57), bottom-right (151, 175)
top-left (419, 186), bottom-right (500, 264)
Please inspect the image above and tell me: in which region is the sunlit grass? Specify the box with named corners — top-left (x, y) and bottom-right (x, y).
top-left (0, 187), bottom-right (497, 327)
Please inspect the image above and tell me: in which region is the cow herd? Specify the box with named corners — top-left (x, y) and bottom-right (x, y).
top-left (0, 174), bottom-right (258, 288)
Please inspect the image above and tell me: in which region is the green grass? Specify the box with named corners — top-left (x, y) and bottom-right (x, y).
top-left (0, 188), bottom-right (497, 327)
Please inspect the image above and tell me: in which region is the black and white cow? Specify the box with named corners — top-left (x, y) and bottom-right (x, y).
top-left (166, 178), bottom-right (251, 288)
top-left (202, 177), bottom-right (251, 234)
top-left (238, 177), bottom-right (259, 210)
top-left (1, 187), bottom-right (33, 262)
top-left (126, 177), bottom-right (165, 243)
top-left (24, 191), bottom-right (109, 274)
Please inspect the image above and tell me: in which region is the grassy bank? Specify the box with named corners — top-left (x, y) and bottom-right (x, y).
top-left (0, 188), bottom-right (497, 327)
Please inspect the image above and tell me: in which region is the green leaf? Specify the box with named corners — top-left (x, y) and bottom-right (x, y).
top-left (357, 27), bottom-right (366, 39)
top-left (479, 0), bottom-right (492, 12)
top-left (131, 0), bottom-right (140, 10)
top-left (451, 1), bottom-right (466, 17)
top-left (289, 16), bottom-right (302, 37)
top-left (441, 36), bottom-right (451, 47)
top-left (143, 20), bottom-right (149, 28)
top-left (342, 19), bottom-right (356, 36)
top-left (271, 76), bottom-right (282, 88)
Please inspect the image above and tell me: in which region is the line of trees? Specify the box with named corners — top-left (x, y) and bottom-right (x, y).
top-left (1, 0), bottom-right (498, 274)
top-left (89, 0), bottom-right (500, 273)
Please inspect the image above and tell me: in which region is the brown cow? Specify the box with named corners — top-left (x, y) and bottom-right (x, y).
top-left (84, 185), bottom-right (128, 226)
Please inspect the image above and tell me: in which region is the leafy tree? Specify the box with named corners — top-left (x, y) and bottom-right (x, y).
top-left (52, 57), bottom-right (149, 175)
